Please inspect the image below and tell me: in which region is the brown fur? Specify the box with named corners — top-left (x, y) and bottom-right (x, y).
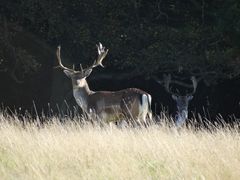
top-left (71, 78), bottom-right (151, 123)
top-left (88, 88), bottom-right (149, 118)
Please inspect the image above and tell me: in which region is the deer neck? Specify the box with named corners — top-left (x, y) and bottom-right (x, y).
top-left (71, 78), bottom-right (93, 111)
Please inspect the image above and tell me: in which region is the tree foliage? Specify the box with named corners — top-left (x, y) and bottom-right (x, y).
top-left (1, 0), bottom-right (240, 85)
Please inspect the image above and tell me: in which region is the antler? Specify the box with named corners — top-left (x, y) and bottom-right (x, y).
top-left (55, 43), bottom-right (108, 73)
top-left (154, 74), bottom-right (198, 96)
top-left (187, 76), bottom-right (198, 95)
top-left (87, 42), bottom-right (109, 70)
top-left (55, 45), bottom-right (76, 72)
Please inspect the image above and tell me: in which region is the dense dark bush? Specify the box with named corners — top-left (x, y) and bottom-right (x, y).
top-left (0, 0), bottom-right (240, 120)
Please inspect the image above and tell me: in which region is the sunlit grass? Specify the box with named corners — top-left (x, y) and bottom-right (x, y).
top-left (0, 113), bottom-right (239, 179)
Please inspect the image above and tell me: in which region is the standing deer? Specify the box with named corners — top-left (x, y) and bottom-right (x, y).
top-left (55, 43), bottom-right (152, 125)
top-left (155, 74), bottom-right (198, 127)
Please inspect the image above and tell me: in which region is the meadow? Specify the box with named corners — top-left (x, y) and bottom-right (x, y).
top-left (0, 113), bottom-right (239, 180)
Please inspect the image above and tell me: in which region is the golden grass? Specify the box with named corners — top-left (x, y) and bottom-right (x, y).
top-left (0, 114), bottom-right (239, 180)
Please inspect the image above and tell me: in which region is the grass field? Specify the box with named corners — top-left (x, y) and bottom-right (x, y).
top-left (0, 113), bottom-right (239, 180)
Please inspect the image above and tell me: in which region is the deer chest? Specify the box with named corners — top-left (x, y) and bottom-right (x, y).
top-left (73, 89), bottom-right (88, 111)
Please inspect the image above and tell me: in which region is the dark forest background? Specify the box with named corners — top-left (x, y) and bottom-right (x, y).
top-left (0, 0), bottom-right (240, 122)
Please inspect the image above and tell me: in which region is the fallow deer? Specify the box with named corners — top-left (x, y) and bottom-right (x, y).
top-left (155, 74), bottom-right (198, 127)
top-left (55, 43), bottom-right (152, 126)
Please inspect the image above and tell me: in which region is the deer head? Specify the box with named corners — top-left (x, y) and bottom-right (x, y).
top-left (55, 43), bottom-right (108, 87)
top-left (155, 74), bottom-right (198, 127)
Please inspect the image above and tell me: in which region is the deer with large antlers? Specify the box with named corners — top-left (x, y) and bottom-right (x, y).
top-left (55, 43), bottom-right (152, 126)
top-left (155, 74), bottom-right (198, 127)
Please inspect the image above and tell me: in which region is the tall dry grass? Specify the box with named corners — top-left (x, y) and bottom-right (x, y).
top-left (0, 113), bottom-right (239, 180)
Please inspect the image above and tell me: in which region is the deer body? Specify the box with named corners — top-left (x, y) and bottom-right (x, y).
top-left (57, 43), bottom-right (152, 125)
top-left (70, 75), bottom-right (151, 123)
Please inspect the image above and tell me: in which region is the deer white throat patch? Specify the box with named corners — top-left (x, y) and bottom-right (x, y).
top-left (76, 78), bottom-right (87, 87)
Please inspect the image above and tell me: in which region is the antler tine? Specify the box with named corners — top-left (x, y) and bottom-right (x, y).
top-left (153, 74), bottom-right (177, 95)
top-left (80, 64), bottom-right (84, 73)
top-left (91, 42), bottom-right (109, 68)
top-left (188, 76), bottom-right (198, 95)
top-left (163, 74), bottom-right (178, 96)
top-left (55, 46), bottom-right (75, 72)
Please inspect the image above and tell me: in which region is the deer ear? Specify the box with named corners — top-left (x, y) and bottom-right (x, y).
top-left (63, 70), bottom-right (73, 78)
